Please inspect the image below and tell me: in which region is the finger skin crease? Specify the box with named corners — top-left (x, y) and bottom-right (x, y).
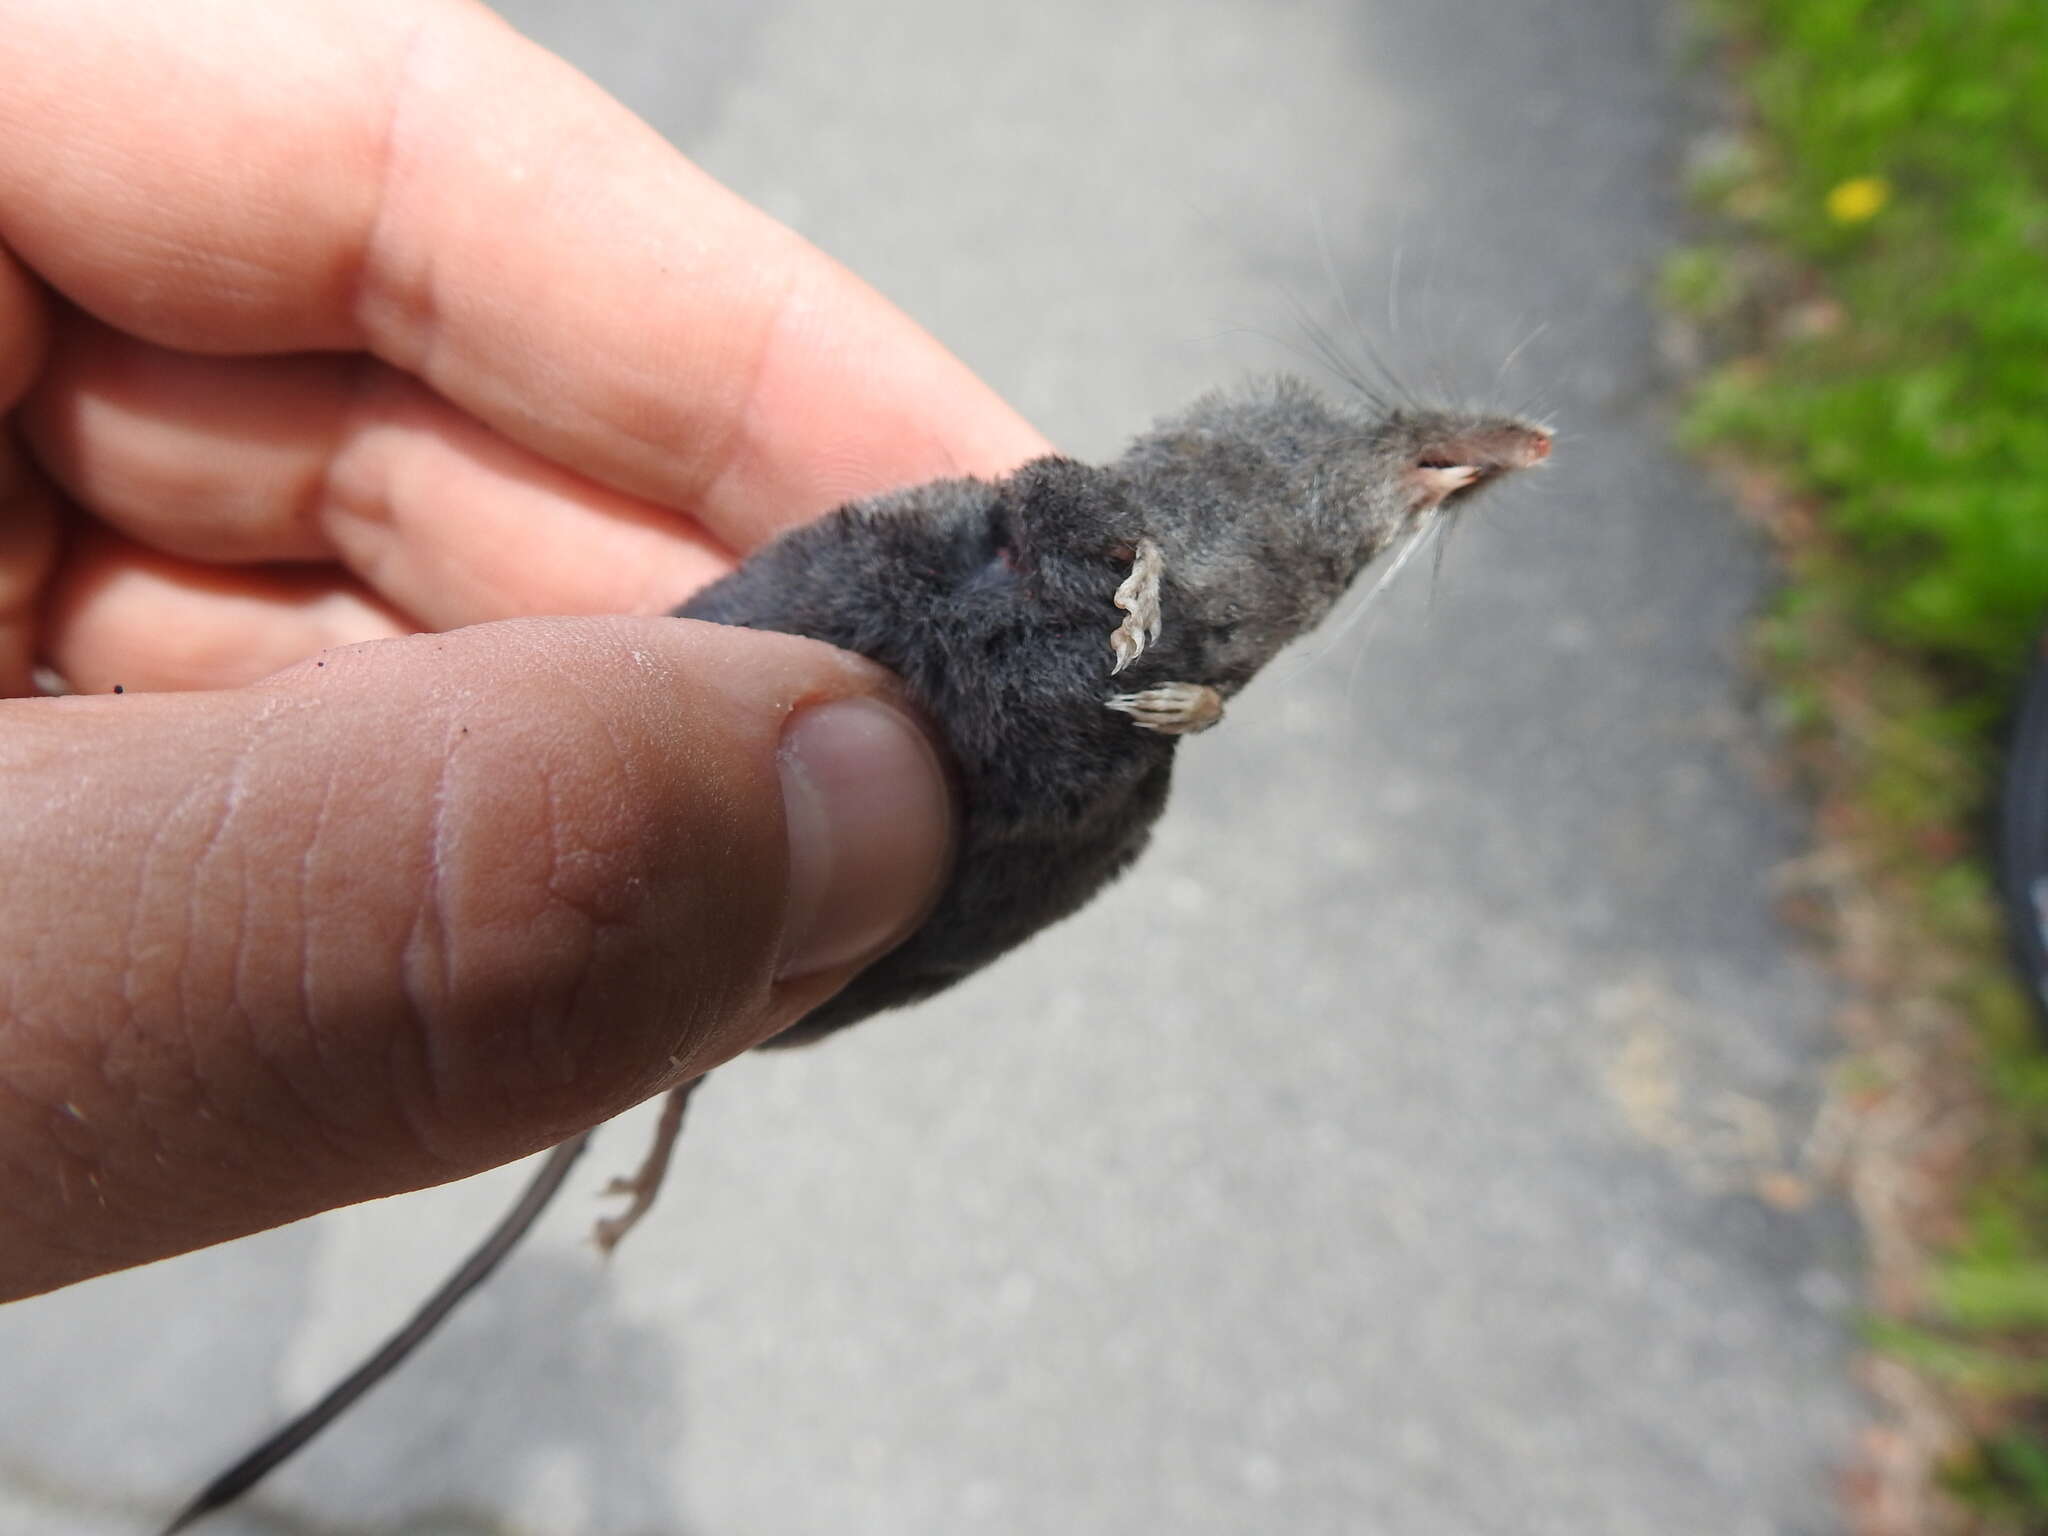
top-left (293, 750), bottom-right (337, 1089)
top-left (0, 239), bottom-right (50, 411)
top-left (337, 9), bottom-right (783, 532)
top-left (0, 439), bottom-right (59, 694)
top-left (692, 263), bottom-right (809, 526)
top-left (394, 728), bottom-right (462, 1170)
top-left (120, 779), bottom-right (205, 1114)
top-left (224, 785), bottom-right (369, 1186)
top-left (182, 743), bottom-right (338, 1189)
top-left (526, 736), bottom-right (622, 1095)
top-left (31, 811), bottom-right (204, 1251)
top-left (527, 654), bottom-right (667, 1097)
top-left (178, 720), bottom-right (348, 1196)
top-left (346, 13), bottom-right (444, 387)
top-left (299, 353), bottom-right (387, 554)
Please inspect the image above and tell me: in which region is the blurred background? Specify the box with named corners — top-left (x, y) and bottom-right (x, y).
top-left (3, 0), bottom-right (1942, 1532)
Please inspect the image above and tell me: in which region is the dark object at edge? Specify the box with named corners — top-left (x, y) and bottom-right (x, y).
top-left (1999, 624), bottom-right (2048, 1030)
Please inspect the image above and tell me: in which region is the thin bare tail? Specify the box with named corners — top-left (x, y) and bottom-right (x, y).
top-left (156, 1132), bottom-right (593, 1535)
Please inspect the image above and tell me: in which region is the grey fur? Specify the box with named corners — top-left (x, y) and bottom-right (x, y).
top-left (679, 376), bottom-right (1550, 1043)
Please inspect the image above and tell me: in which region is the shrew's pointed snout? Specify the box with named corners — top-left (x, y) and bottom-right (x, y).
top-left (1406, 420), bottom-right (1552, 510)
top-left (1470, 422), bottom-right (1553, 473)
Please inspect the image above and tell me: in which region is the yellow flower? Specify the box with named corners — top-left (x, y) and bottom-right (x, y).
top-left (1826, 176), bottom-right (1890, 225)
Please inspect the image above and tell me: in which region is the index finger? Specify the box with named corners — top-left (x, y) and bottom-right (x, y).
top-left (0, 0), bottom-right (1049, 544)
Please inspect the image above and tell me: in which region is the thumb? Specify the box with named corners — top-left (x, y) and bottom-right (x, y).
top-left (0, 615), bottom-right (954, 1299)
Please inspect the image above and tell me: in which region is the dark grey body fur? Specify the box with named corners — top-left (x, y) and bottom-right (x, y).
top-left (679, 377), bottom-right (1551, 1043)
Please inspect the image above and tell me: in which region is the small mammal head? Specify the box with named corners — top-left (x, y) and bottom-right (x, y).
top-left (1108, 378), bottom-right (1552, 692)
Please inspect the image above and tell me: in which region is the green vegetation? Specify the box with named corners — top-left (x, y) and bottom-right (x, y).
top-left (1675, 0), bottom-right (2048, 1525)
top-left (1685, 0), bottom-right (2048, 672)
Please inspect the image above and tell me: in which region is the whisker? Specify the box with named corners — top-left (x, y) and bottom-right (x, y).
top-left (1343, 515), bottom-right (1446, 707)
top-left (1225, 316), bottom-right (1387, 410)
top-left (1288, 297), bottom-right (1404, 415)
top-left (1490, 322), bottom-right (1552, 410)
top-left (1312, 213), bottom-right (1420, 412)
top-left (1345, 513), bottom-right (1441, 633)
top-left (1387, 242), bottom-right (1406, 348)
top-left (1266, 511), bottom-right (1429, 688)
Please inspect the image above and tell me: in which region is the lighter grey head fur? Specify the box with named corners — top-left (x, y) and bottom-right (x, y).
top-left (1110, 376), bottom-right (1551, 694)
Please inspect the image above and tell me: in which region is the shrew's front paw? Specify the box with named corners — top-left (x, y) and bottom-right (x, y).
top-left (1105, 682), bottom-right (1224, 735)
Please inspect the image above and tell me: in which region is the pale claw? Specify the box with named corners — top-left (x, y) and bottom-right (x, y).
top-left (1108, 538), bottom-right (1165, 674)
top-left (1105, 681), bottom-right (1224, 735)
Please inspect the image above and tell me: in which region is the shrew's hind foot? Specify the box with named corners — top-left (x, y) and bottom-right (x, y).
top-left (592, 1079), bottom-right (701, 1255)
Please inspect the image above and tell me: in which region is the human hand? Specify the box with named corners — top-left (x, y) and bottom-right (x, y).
top-left (0, 0), bottom-right (1050, 1301)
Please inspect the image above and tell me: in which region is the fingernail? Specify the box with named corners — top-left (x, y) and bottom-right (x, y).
top-left (776, 696), bottom-right (955, 981)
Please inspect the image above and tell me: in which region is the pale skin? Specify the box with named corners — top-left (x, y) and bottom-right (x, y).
top-left (0, 0), bottom-right (1050, 1301)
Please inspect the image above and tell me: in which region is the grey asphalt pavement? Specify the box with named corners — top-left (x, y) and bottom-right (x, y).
top-left (0, 2), bottom-right (1863, 1533)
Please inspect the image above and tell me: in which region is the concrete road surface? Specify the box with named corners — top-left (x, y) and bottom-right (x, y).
top-left (1, 1), bottom-right (1863, 1532)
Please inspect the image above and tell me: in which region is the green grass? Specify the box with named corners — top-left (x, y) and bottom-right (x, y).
top-left (1677, 0), bottom-right (2048, 1524)
top-left (1686, 0), bottom-right (2048, 677)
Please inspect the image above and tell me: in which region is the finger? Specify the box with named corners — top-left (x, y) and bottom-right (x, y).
top-left (0, 440), bottom-right (60, 697)
top-left (0, 242), bottom-right (54, 696)
top-left (0, 238), bottom-right (45, 408)
top-left (0, 0), bottom-right (1050, 550)
top-left (0, 615), bottom-right (955, 1299)
top-left (22, 313), bottom-right (740, 624)
top-left (41, 522), bottom-right (412, 693)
